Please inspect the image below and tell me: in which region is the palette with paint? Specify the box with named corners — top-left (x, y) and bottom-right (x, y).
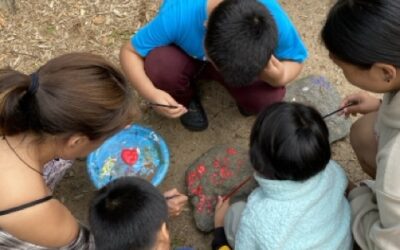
top-left (87, 124), bottom-right (169, 188)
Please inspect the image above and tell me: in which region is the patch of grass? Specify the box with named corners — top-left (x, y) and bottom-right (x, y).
top-left (46, 25), bottom-right (56, 34)
top-left (111, 29), bottom-right (132, 41)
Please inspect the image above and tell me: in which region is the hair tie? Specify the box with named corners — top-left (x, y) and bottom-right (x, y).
top-left (28, 72), bottom-right (40, 95)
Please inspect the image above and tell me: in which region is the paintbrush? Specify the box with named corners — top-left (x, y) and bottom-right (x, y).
top-left (223, 176), bottom-right (252, 202)
top-left (149, 103), bottom-right (179, 109)
top-left (322, 101), bottom-right (358, 119)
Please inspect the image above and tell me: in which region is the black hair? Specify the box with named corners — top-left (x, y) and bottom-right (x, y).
top-left (205, 0), bottom-right (277, 87)
top-left (89, 177), bottom-right (168, 250)
top-left (250, 102), bottom-right (331, 181)
top-left (321, 0), bottom-right (400, 68)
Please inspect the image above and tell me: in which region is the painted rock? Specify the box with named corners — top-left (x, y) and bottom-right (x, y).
top-left (186, 145), bottom-right (257, 233)
top-left (284, 75), bottom-right (352, 143)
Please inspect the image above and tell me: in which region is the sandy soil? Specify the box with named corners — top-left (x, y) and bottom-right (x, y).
top-left (0, 0), bottom-right (369, 249)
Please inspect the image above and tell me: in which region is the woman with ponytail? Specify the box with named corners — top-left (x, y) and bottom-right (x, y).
top-left (0, 53), bottom-right (136, 249)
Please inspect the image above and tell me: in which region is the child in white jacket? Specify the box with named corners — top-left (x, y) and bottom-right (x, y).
top-left (221, 102), bottom-right (352, 250)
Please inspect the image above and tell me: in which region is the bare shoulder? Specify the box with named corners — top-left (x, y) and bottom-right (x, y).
top-left (0, 155), bottom-right (79, 247)
top-left (0, 197), bottom-right (80, 248)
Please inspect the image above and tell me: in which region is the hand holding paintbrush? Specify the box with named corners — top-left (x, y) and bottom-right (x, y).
top-left (338, 92), bottom-right (382, 118)
top-left (322, 101), bottom-right (358, 119)
top-left (145, 90), bottom-right (188, 118)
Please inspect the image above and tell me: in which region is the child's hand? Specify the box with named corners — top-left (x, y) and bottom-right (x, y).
top-left (214, 196), bottom-right (230, 228)
top-left (149, 89), bottom-right (187, 118)
top-left (340, 92), bottom-right (381, 117)
top-left (164, 188), bottom-right (188, 217)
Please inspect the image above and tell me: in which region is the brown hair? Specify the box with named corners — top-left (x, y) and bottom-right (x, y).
top-left (0, 53), bottom-right (136, 140)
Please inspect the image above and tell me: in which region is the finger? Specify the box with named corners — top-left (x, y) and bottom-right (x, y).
top-left (163, 106), bottom-right (188, 118)
top-left (342, 93), bottom-right (362, 107)
top-left (153, 106), bottom-right (185, 117)
top-left (216, 196), bottom-right (223, 208)
top-left (164, 188), bottom-right (179, 197)
top-left (172, 195), bottom-right (188, 206)
top-left (168, 108), bottom-right (188, 118)
top-left (344, 105), bottom-right (361, 116)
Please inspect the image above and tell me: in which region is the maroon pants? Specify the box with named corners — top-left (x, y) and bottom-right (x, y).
top-left (144, 46), bottom-right (285, 114)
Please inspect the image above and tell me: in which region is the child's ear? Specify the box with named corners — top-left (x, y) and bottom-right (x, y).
top-left (372, 63), bottom-right (397, 84)
top-left (160, 222), bottom-right (170, 242)
top-left (155, 223), bottom-right (170, 250)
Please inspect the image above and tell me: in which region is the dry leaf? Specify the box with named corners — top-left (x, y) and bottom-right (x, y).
top-left (92, 15), bottom-right (105, 25)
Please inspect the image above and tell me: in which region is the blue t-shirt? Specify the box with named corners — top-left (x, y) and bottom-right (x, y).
top-left (132, 0), bottom-right (308, 62)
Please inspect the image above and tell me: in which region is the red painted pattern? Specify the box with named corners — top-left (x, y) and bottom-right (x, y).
top-left (226, 147), bottom-right (238, 155)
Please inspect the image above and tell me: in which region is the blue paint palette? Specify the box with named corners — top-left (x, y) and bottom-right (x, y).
top-left (87, 124), bottom-right (170, 188)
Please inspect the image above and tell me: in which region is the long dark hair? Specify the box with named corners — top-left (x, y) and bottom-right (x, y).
top-left (321, 0), bottom-right (400, 68)
top-left (0, 53), bottom-right (136, 140)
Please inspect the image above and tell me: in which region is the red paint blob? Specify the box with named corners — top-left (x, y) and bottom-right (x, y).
top-left (197, 164), bottom-right (207, 175)
top-left (121, 148), bottom-right (139, 165)
top-left (187, 171), bottom-right (198, 188)
top-left (213, 159), bottom-right (220, 168)
top-left (220, 167), bottom-right (233, 179)
top-left (226, 148), bottom-right (238, 155)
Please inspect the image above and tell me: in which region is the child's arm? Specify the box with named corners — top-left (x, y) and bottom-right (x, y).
top-left (120, 42), bottom-right (187, 118)
top-left (259, 55), bottom-right (303, 87)
top-left (212, 196), bottom-right (232, 250)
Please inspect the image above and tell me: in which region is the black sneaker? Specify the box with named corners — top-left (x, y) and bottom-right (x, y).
top-left (180, 99), bottom-right (208, 131)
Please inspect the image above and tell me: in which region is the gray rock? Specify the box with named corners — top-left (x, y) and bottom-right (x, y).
top-left (185, 145), bottom-right (257, 233)
top-left (284, 75), bottom-right (352, 143)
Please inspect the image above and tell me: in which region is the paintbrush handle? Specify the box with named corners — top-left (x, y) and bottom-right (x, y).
top-left (148, 103), bottom-right (196, 112)
top-left (149, 103), bottom-right (179, 109)
top-left (223, 176), bottom-right (252, 202)
top-left (323, 101), bottom-right (357, 119)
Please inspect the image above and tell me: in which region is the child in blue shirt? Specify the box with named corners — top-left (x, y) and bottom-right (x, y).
top-left (120, 0), bottom-right (307, 131)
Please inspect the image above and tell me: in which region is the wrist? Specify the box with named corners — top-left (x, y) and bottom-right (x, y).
top-left (141, 86), bottom-right (159, 101)
top-left (214, 219), bottom-right (224, 228)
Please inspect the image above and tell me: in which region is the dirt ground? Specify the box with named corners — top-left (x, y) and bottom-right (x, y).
top-left (0, 0), bottom-right (369, 249)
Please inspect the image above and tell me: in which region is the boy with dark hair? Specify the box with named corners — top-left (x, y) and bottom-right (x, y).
top-left (120, 0), bottom-right (307, 131)
top-left (205, 0), bottom-right (278, 86)
top-left (89, 177), bottom-right (170, 250)
top-left (217, 102), bottom-right (352, 249)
